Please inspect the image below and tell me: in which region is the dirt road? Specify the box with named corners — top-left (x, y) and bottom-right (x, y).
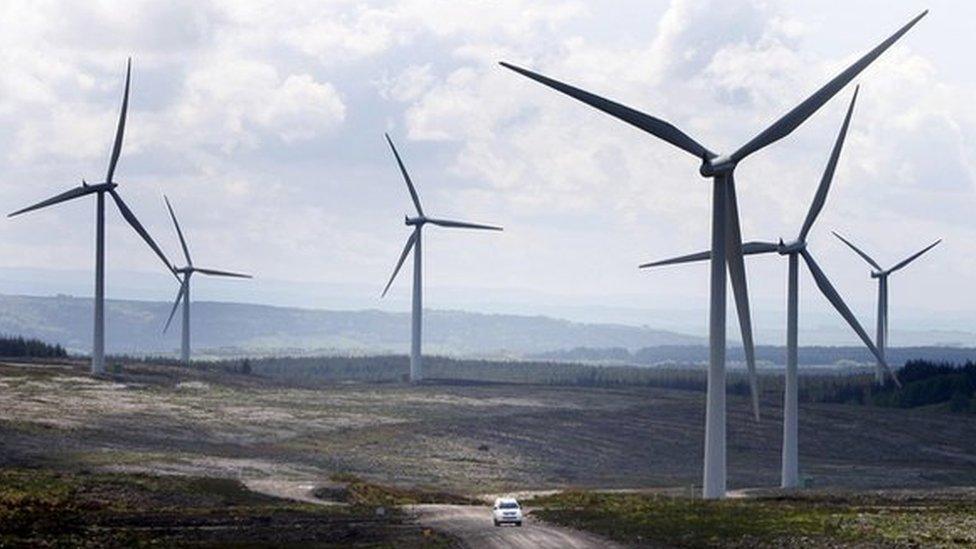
top-left (246, 478), bottom-right (620, 549)
top-left (409, 504), bottom-right (622, 549)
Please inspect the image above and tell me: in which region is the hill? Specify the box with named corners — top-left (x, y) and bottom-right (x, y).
top-left (0, 293), bottom-right (702, 357)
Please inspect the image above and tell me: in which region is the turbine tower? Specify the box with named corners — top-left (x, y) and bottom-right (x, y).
top-left (641, 88), bottom-right (900, 489)
top-left (500, 11), bottom-right (925, 498)
top-left (381, 134), bottom-right (502, 383)
top-left (833, 232), bottom-right (941, 384)
top-left (8, 59), bottom-right (174, 375)
top-left (163, 196), bottom-right (252, 366)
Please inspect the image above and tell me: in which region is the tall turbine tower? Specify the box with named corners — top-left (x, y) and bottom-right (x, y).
top-left (641, 88), bottom-right (900, 489)
top-left (7, 59), bottom-right (174, 375)
top-left (833, 233), bottom-right (941, 383)
top-left (163, 196), bottom-right (252, 366)
top-left (501, 11), bottom-right (925, 498)
top-left (381, 134), bottom-right (502, 383)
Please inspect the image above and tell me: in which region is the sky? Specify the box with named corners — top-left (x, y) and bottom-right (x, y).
top-left (0, 0), bottom-right (973, 344)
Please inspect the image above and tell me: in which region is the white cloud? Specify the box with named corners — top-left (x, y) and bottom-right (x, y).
top-left (174, 63), bottom-right (345, 149)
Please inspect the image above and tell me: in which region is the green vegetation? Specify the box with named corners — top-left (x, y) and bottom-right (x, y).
top-left (319, 473), bottom-right (480, 507)
top-left (0, 468), bottom-right (455, 547)
top-left (0, 334), bottom-right (66, 358)
top-left (813, 360), bottom-right (976, 413)
top-left (530, 490), bottom-right (976, 548)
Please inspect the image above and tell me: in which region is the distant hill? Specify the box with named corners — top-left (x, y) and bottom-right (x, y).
top-left (0, 294), bottom-right (702, 358)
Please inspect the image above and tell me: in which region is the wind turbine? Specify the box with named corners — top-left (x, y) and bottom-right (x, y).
top-left (162, 196), bottom-right (252, 366)
top-left (8, 59), bottom-right (174, 375)
top-left (500, 11), bottom-right (926, 498)
top-left (833, 232), bottom-right (941, 384)
top-left (641, 88), bottom-right (900, 489)
top-left (380, 134), bottom-right (502, 383)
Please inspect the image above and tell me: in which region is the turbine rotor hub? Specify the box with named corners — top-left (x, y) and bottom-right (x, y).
top-left (699, 154), bottom-right (736, 178)
top-left (405, 215), bottom-right (426, 226)
top-left (778, 239), bottom-right (806, 255)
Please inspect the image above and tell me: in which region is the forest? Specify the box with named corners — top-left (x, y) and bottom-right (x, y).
top-left (0, 334), bottom-right (67, 358)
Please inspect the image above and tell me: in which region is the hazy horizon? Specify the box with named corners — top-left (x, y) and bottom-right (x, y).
top-left (1, 265), bottom-right (973, 349)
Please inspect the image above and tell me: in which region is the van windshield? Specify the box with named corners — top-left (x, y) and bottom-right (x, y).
top-left (499, 502), bottom-right (519, 509)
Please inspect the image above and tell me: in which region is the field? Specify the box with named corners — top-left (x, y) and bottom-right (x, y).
top-left (2, 358), bottom-right (975, 546)
top-left (0, 468), bottom-right (453, 547)
top-left (531, 489), bottom-right (976, 547)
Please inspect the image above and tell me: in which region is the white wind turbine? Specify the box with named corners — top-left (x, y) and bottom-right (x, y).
top-left (8, 59), bottom-right (174, 375)
top-left (381, 134), bottom-right (502, 383)
top-left (501, 11), bottom-right (926, 498)
top-left (163, 196), bottom-right (252, 366)
top-left (641, 88), bottom-right (900, 489)
top-left (833, 232), bottom-right (941, 384)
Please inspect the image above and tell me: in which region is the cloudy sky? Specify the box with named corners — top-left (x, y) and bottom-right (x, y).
top-left (0, 0), bottom-right (973, 343)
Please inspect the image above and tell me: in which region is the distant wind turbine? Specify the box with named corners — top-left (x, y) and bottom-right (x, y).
top-left (380, 134), bottom-right (502, 383)
top-left (162, 196), bottom-right (252, 366)
top-left (641, 88), bottom-right (899, 489)
top-left (833, 232), bottom-right (941, 384)
top-left (501, 11), bottom-right (926, 498)
top-left (7, 59), bottom-right (174, 375)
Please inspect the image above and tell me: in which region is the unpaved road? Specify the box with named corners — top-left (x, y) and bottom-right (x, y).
top-left (247, 479), bottom-right (620, 549)
top-left (411, 504), bottom-right (623, 549)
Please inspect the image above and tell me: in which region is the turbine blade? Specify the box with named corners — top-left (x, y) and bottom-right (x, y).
top-left (106, 58), bottom-right (131, 184)
top-left (499, 62), bottom-right (713, 159)
top-left (385, 134), bottom-right (424, 216)
top-left (109, 189), bottom-right (174, 274)
top-left (8, 185), bottom-right (97, 217)
top-left (381, 231), bottom-right (417, 298)
top-left (163, 278), bottom-right (187, 333)
top-left (801, 249), bottom-right (901, 387)
top-left (731, 11), bottom-right (926, 163)
top-left (887, 239), bottom-right (941, 274)
top-left (194, 267), bottom-right (252, 278)
top-left (164, 195), bottom-right (192, 267)
top-left (833, 231), bottom-right (882, 271)
top-left (426, 218), bottom-right (503, 231)
top-left (742, 241), bottom-right (781, 255)
top-left (798, 87), bottom-right (859, 241)
top-left (639, 241), bottom-right (778, 269)
top-left (639, 250), bottom-right (711, 269)
top-left (883, 283), bottom-right (889, 345)
top-left (725, 176), bottom-right (761, 421)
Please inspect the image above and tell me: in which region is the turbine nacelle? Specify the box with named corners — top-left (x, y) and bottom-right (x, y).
top-left (777, 239), bottom-right (806, 255)
top-left (405, 215), bottom-right (426, 226)
top-left (870, 270), bottom-right (887, 279)
top-left (699, 154), bottom-right (735, 178)
top-left (86, 182), bottom-right (118, 193)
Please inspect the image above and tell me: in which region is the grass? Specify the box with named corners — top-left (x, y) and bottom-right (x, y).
top-left (320, 472), bottom-right (481, 507)
top-left (530, 490), bottom-right (976, 547)
top-left (0, 467), bottom-right (457, 547)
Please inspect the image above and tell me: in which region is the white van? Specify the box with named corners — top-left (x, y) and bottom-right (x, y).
top-left (492, 497), bottom-right (523, 526)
